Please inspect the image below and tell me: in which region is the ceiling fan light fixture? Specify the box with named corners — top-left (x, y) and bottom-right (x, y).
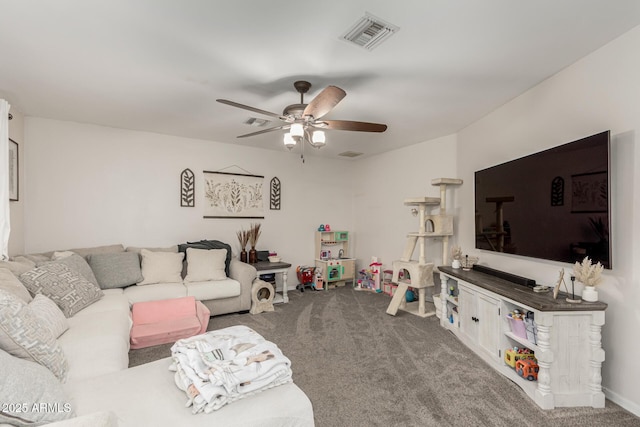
top-left (290, 123), bottom-right (304, 137)
top-left (283, 133), bottom-right (296, 150)
top-left (311, 130), bottom-right (326, 148)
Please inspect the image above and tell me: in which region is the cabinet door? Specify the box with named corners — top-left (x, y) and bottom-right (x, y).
top-left (342, 259), bottom-right (355, 279)
top-left (458, 285), bottom-right (476, 341)
top-left (476, 293), bottom-right (500, 361)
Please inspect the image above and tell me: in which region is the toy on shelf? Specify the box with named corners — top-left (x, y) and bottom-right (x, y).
top-left (504, 347), bottom-right (536, 368)
top-left (516, 358), bottom-right (539, 381)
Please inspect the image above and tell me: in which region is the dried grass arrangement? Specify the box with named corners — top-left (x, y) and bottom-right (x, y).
top-left (572, 256), bottom-right (604, 287)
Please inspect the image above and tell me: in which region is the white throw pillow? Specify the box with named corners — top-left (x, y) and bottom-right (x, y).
top-left (184, 248), bottom-right (228, 282)
top-left (138, 249), bottom-right (185, 286)
top-left (29, 294), bottom-right (69, 338)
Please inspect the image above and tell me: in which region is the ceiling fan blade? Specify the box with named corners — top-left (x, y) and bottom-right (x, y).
top-left (236, 125), bottom-right (290, 139)
top-left (318, 120), bottom-right (387, 133)
top-left (302, 86), bottom-right (346, 120)
top-left (217, 99), bottom-right (284, 120)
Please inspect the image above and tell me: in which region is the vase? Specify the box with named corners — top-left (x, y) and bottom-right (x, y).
top-left (249, 247), bottom-right (257, 264)
top-left (240, 249), bottom-right (248, 263)
top-left (582, 285), bottom-right (598, 302)
top-left (452, 259), bottom-right (461, 269)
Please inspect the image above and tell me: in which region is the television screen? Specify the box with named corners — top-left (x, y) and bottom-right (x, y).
top-left (474, 131), bottom-right (611, 268)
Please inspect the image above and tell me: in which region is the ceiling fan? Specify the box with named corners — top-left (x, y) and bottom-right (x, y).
top-left (217, 81), bottom-right (387, 160)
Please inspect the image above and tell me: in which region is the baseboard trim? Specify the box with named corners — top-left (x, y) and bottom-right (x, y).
top-left (604, 386), bottom-right (640, 417)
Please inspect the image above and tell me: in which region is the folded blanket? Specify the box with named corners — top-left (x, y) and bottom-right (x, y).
top-left (169, 325), bottom-right (293, 414)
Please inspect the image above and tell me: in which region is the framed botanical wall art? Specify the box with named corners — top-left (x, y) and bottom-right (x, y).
top-left (9, 139), bottom-right (18, 201)
top-left (571, 171), bottom-right (607, 213)
top-left (203, 170), bottom-right (264, 218)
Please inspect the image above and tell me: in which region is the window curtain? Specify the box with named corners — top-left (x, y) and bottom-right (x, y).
top-left (0, 99), bottom-right (10, 260)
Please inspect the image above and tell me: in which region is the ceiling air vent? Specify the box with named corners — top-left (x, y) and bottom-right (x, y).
top-left (339, 151), bottom-right (364, 158)
top-left (341, 13), bottom-right (399, 50)
top-left (244, 117), bottom-right (270, 127)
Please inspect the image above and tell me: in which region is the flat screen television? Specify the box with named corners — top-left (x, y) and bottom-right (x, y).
top-left (474, 131), bottom-right (611, 269)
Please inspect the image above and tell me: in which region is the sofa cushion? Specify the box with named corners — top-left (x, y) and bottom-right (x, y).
top-left (138, 249), bottom-right (184, 285)
top-left (123, 282), bottom-right (186, 304)
top-left (184, 248), bottom-right (228, 282)
top-left (184, 278), bottom-right (241, 300)
top-left (19, 263), bottom-right (104, 318)
top-left (179, 240), bottom-right (232, 277)
top-left (0, 289), bottom-right (68, 381)
top-left (87, 252), bottom-right (143, 289)
top-left (67, 244), bottom-right (125, 258)
top-left (30, 294), bottom-right (69, 338)
top-left (39, 253), bottom-right (100, 287)
top-left (125, 245), bottom-right (178, 255)
top-left (44, 411), bottom-right (118, 427)
top-left (0, 257), bottom-right (35, 277)
top-left (0, 266), bottom-right (32, 302)
top-left (0, 349), bottom-right (75, 426)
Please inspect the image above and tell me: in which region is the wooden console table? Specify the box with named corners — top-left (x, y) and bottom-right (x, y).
top-left (251, 261), bottom-right (292, 304)
top-left (438, 265), bottom-right (607, 409)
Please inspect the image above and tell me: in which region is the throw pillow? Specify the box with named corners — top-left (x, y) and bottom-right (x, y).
top-left (87, 252), bottom-right (144, 289)
top-left (52, 251), bottom-right (75, 259)
top-left (184, 248), bottom-right (228, 282)
top-left (0, 267), bottom-right (33, 303)
top-left (179, 240), bottom-right (232, 276)
top-left (0, 290), bottom-right (68, 381)
top-left (138, 249), bottom-right (184, 285)
top-left (0, 348), bottom-right (74, 425)
top-left (29, 294), bottom-right (69, 338)
top-left (19, 263), bottom-right (104, 318)
top-left (39, 253), bottom-right (100, 287)
top-left (125, 245), bottom-right (179, 255)
top-left (0, 257), bottom-right (35, 277)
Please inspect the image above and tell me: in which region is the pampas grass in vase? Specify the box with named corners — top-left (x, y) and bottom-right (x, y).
top-left (248, 223), bottom-right (262, 263)
top-left (451, 245), bottom-right (462, 268)
top-left (573, 256), bottom-right (604, 302)
top-left (237, 228), bottom-right (250, 263)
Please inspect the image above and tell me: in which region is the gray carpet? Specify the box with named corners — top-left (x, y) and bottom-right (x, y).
top-left (129, 287), bottom-right (640, 427)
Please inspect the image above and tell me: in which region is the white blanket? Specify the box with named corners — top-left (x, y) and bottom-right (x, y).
top-left (169, 325), bottom-right (293, 414)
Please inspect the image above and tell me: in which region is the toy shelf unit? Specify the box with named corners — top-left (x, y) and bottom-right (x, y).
top-left (315, 230), bottom-right (355, 289)
top-left (438, 265), bottom-right (607, 410)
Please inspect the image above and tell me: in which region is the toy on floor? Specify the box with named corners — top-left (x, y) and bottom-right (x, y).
top-left (296, 266), bottom-right (317, 292)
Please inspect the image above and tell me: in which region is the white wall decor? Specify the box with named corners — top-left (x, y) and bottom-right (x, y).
top-left (203, 171), bottom-right (264, 219)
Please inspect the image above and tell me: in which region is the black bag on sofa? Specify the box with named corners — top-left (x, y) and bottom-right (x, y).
top-left (178, 240), bottom-right (233, 277)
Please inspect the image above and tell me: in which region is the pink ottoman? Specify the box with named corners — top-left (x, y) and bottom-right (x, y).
top-left (130, 296), bottom-right (210, 349)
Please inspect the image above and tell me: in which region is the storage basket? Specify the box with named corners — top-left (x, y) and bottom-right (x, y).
top-left (507, 315), bottom-right (528, 340)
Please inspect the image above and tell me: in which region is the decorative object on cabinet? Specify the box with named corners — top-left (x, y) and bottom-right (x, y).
top-left (387, 178), bottom-right (463, 318)
top-left (203, 170), bottom-right (264, 218)
top-left (552, 269), bottom-right (567, 299)
top-left (9, 139), bottom-right (18, 201)
top-left (573, 256), bottom-right (604, 302)
top-left (451, 245), bottom-right (462, 269)
top-left (248, 223), bottom-right (262, 264)
top-left (180, 168), bottom-right (195, 207)
top-left (270, 177), bottom-right (281, 210)
top-left (236, 228), bottom-right (250, 262)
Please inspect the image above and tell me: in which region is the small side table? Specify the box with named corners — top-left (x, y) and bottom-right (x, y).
top-left (250, 261), bottom-right (292, 303)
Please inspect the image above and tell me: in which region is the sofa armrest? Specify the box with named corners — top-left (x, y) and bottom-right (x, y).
top-left (229, 259), bottom-right (257, 310)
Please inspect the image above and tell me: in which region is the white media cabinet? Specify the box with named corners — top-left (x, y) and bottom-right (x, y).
top-left (438, 266), bottom-right (607, 409)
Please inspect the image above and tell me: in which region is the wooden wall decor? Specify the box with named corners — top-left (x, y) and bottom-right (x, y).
top-left (550, 176), bottom-right (564, 207)
top-left (270, 177), bottom-right (281, 210)
top-left (180, 168), bottom-right (195, 207)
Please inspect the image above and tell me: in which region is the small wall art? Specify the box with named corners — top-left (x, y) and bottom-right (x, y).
top-left (270, 177), bottom-right (281, 210)
top-left (203, 170), bottom-right (264, 218)
top-left (180, 168), bottom-right (195, 207)
top-left (550, 176), bottom-right (564, 207)
top-left (571, 172), bottom-right (607, 213)
top-left (9, 139), bottom-right (18, 201)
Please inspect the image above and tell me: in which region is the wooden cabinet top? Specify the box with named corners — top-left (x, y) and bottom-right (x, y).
top-left (438, 266), bottom-right (607, 312)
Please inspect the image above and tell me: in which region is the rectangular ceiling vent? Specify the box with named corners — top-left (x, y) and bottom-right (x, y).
top-left (341, 13), bottom-right (399, 50)
top-left (244, 117), bottom-right (270, 127)
top-left (339, 151), bottom-right (364, 158)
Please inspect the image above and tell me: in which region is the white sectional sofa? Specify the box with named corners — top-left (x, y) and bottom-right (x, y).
top-left (0, 243), bottom-right (315, 427)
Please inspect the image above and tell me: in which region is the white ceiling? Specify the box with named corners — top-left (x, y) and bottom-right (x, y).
top-left (1, 1), bottom-right (639, 159)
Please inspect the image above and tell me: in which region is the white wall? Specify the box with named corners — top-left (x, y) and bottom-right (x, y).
top-left (457, 26), bottom-right (640, 413)
top-left (352, 134), bottom-right (458, 272)
top-left (23, 118), bottom-right (355, 288)
top-left (8, 106), bottom-right (24, 255)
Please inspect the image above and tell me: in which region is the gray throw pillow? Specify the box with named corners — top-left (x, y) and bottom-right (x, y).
top-left (38, 253), bottom-right (99, 287)
top-left (19, 263), bottom-right (104, 318)
top-left (87, 252), bottom-right (144, 289)
top-left (0, 348), bottom-right (74, 425)
top-left (0, 290), bottom-right (68, 381)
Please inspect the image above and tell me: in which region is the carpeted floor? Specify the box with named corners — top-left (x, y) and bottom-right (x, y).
top-left (129, 286), bottom-right (640, 427)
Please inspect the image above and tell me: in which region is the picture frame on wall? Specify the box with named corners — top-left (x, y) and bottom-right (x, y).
top-left (571, 171), bottom-right (607, 213)
top-left (9, 139), bottom-right (18, 201)
top-left (203, 170), bottom-right (264, 218)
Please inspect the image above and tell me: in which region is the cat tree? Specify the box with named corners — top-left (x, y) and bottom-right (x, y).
top-left (386, 178), bottom-right (462, 317)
